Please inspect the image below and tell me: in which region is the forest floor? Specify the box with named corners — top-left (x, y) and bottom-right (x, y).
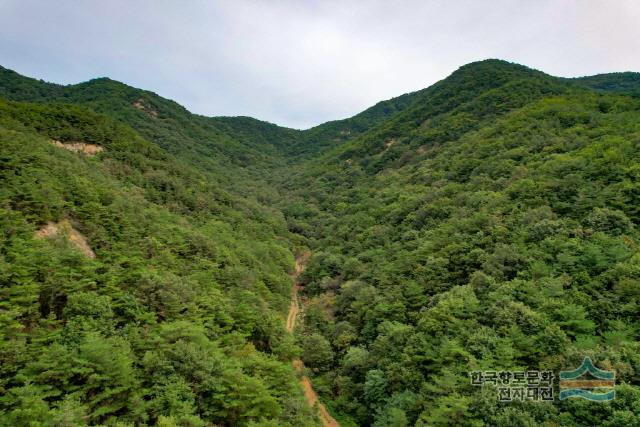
top-left (288, 253), bottom-right (340, 427)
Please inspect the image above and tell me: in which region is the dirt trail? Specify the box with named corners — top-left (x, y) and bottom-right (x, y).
top-left (288, 254), bottom-right (340, 427)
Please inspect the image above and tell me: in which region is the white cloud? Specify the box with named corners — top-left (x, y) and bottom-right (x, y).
top-left (0, 0), bottom-right (639, 128)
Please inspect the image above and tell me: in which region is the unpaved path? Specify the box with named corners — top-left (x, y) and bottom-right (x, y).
top-left (288, 254), bottom-right (340, 427)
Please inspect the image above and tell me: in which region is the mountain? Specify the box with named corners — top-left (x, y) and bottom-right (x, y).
top-left (0, 66), bottom-right (293, 197)
top-left (1, 60), bottom-right (639, 426)
top-left (570, 72), bottom-right (640, 97)
top-left (284, 61), bottom-right (640, 426)
top-left (0, 96), bottom-right (320, 426)
top-left (290, 89), bottom-right (425, 158)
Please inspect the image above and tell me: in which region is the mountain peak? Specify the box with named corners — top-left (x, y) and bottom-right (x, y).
top-left (452, 58), bottom-right (547, 80)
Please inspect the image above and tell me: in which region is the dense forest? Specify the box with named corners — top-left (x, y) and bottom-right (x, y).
top-left (0, 60), bottom-right (639, 426)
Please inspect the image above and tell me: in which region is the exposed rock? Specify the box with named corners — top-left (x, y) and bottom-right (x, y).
top-left (35, 220), bottom-right (96, 258)
top-left (52, 140), bottom-right (104, 156)
top-left (382, 138), bottom-right (397, 152)
top-left (132, 98), bottom-right (158, 118)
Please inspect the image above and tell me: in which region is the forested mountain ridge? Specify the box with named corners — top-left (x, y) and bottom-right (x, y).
top-left (570, 72), bottom-right (640, 98)
top-left (0, 65), bottom-right (294, 199)
top-left (0, 96), bottom-right (321, 426)
top-left (0, 64), bottom-right (420, 161)
top-left (285, 62), bottom-right (640, 426)
top-left (1, 60), bottom-right (640, 426)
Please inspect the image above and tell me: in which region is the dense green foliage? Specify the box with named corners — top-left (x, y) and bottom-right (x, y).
top-left (0, 66), bottom-right (290, 198)
top-left (1, 59), bottom-right (640, 426)
top-left (0, 98), bottom-right (317, 426)
top-left (286, 61), bottom-right (640, 426)
top-left (292, 89), bottom-right (425, 158)
top-left (570, 73), bottom-right (640, 98)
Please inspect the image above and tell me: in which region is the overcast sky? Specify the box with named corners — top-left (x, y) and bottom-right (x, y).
top-left (1, 1), bottom-right (639, 129)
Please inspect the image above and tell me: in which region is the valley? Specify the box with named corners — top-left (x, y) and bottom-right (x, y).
top-left (287, 253), bottom-right (340, 427)
top-left (1, 59), bottom-right (639, 426)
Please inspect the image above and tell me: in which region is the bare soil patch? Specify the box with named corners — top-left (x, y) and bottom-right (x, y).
top-left (52, 140), bottom-right (104, 156)
top-left (132, 98), bottom-right (158, 118)
top-left (35, 220), bottom-right (96, 258)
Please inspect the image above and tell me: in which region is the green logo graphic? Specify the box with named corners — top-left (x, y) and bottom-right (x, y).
top-left (559, 357), bottom-right (615, 401)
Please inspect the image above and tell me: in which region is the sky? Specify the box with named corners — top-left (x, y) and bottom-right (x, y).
top-left (1, 1), bottom-right (639, 129)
